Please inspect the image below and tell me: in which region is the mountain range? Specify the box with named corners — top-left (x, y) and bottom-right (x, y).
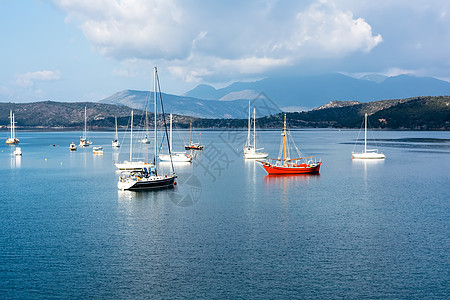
top-left (1, 96), bottom-right (448, 130)
top-left (99, 73), bottom-right (450, 119)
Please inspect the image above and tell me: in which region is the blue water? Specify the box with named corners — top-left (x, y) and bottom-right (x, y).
top-left (0, 129), bottom-right (449, 298)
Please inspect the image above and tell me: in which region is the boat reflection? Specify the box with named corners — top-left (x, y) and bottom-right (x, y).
top-left (10, 154), bottom-right (21, 168)
top-left (264, 173), bottom-right (320, 185)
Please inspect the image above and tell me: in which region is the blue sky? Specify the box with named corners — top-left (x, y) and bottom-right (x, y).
top-left (1, 0), bottom-right (449, 102)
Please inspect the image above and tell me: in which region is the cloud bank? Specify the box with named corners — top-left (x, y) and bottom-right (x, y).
top-left (55, 0), bottom-right (382, 82)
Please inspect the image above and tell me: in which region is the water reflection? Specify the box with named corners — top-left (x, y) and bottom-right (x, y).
top-left (10, 154), bottom-right (21, 168)
top-left (352, 158), bottom-right (385, 181)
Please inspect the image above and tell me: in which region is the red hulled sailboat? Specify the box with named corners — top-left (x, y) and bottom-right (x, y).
top-left (258, 114), bottom-right (321, 175)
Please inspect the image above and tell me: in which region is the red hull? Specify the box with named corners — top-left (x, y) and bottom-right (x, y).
top-left (260, 162), bottom-right (321, 175)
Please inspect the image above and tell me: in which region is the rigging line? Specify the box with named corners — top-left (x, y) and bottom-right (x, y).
top-left (156, 69), bottom-right (175, 174)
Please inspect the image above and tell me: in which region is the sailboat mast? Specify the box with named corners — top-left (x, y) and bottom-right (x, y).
top-left (115, 116), bottom-right (118, 140)
top-left (154, 67), bottom-right (157, 165)
top-left (189, 123), bottom-right (192, 144)
top-left (84, 106), bottom-right (87, 139)
top-left (253, 108), bottom-right (256, 150)
top-left (9, 110), bottom-right (12, 139)
top-left (130, 110), bottom-right (133, 161)
top-left (247, 100), bottom-right (251, 147)
top-left (364, 113), bottom-right (367, 153)
top-left (282, 114), bottom-right (286, 165)
top-left (169, 113), bottom-right (173, 150)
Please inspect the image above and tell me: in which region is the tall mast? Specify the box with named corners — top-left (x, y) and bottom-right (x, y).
top-left (253, 108), bottom-right (256, 150)
top-left (84, 106), bottom-right (87, 139)
top-left (364, 113), bottom-right (367, 153)
top-left (115, 116), bottom-right (118, 140)
top-left (13, 113), bottom-right (15, 139)
top-left (130, 110), bottom-right (133, 161)
top-left (9, 110), bottom-right (13, 139)
top-left (189, 123), bottom-right (192, 144)
top-left (247, 100), bottom-right (251, 147)
top-left (154, 67), bottom-right (157, 165)
top-left (282, 114), bottom-right (286, 165)
top-left (169, 113), bottom-right (173, 151)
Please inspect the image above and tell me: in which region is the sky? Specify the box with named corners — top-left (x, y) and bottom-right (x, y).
top-left (1, 0), bottom-right (449, 102)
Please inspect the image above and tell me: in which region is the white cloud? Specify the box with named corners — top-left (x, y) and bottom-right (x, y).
top-left (54, 0), bottom-right (382, 82)
top-left (15, 70), bottom-right (62, 87)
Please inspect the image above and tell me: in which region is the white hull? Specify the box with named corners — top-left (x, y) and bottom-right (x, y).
top-left (159, 152), bottom-right (192, 162)
top-left (115, 160), bottom-right (153, 171)
top-left (79, 139), bottom-right (92, 147)
top-left (352, 151), bottom-right (385, 159)
top-left (243, 148), bottom-right (268, 159)
top-left (112, 141), bottom-right (120, 148)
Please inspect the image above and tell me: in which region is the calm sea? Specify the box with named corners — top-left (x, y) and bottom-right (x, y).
top-left (0, 129), bottom-right (448, 298)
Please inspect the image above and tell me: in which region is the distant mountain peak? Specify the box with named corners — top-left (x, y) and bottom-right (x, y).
top-left (359, 73), bottom-right (387, 83)
top-left (219, 90), bottom-right (259, 101)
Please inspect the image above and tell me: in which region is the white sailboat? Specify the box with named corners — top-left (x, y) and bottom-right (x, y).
top-left (243, 103), bottom-right (268, 159)
top-left (159, 114), bottom-right (193, 162)
top-left (6, 110), bottom-right (19, 144)
top-left (352, 113), bottom-right (386, 159)
top-left (118, 67), bottom-right (177, 191)
top-left (112, 116), bottom-right (120, 148)
top-left (115, 111), bottom-right (152, 171)
top-left (79, 106), bottom-right (92, 147)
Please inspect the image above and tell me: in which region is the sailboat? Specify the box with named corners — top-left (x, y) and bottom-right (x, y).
top-left (258, 114), bottom-right (321, 174)
top-left (112, 116), bottom-right (120, 148)
top-left (114, 111), bottom-right (152, 171)
top-left (352, 113), bottom-right (385, 159)
top-left (118, 67), bottom-right (177, 191)
top-left (184, 123), bottom-right (204, 150)
top-left (6, 110), bottom-right (19, 144)
top-left (159, 113), bottom-right (193, 162)
top-left (243, 104), bottom-right (268, 159)
top-left (141, 109), bottom-right (150, 144)
top-left (79, 106), bottom-right (92, 147)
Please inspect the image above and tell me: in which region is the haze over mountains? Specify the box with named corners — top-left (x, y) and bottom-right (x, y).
top-left (100, 73), bottom-right (450, 119)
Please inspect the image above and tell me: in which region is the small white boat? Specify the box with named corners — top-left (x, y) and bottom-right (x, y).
top-left (243, 104), bottom-right (268, 159)
top-left (6, 110), bottom-right (20, 145)
top-left (93, 146), bottom-right (103, 155)
top-left (112, 116), bottom-right (120, 148)
top-left (352, 113), bottom-right (385, 159)
top-left (13, 147), bottom-right (22, 156)
top-left (79, 106), bottom-right (92, 147)
top-left (159, 114), bottom-right (192, 162)
top-left (69, 142), bottom-right (77, 151)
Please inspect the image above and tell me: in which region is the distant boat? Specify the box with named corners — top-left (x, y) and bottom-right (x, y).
top-left (112, 116), bottom-right (120, 148)
top-left (184, 123), bottom-right (204, 150)
top-left (6, 110), bottom-right (19, 145)
top-left (115, 110), bottom-right (152, 171)
top-left (69, 142), bottom-right (77, 151)
top-left (258, 114), bottom-right (321, 175)
top-left (141, 109), bottom-right (150, 144)
top-left (79, 106), bottom-right (92, 147)
top-left (243, 103), bottom-right (268, 159)
top-left (118, 67), bottom-right (177, 191)
top-left (159, 114), bottom-right (193, 162)
top-left (93, 146), bottom-right (103, 155)
top-left (13, 146), bottom-right (22, 156)
top-left (352, 113), bottom-right (385, 159)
